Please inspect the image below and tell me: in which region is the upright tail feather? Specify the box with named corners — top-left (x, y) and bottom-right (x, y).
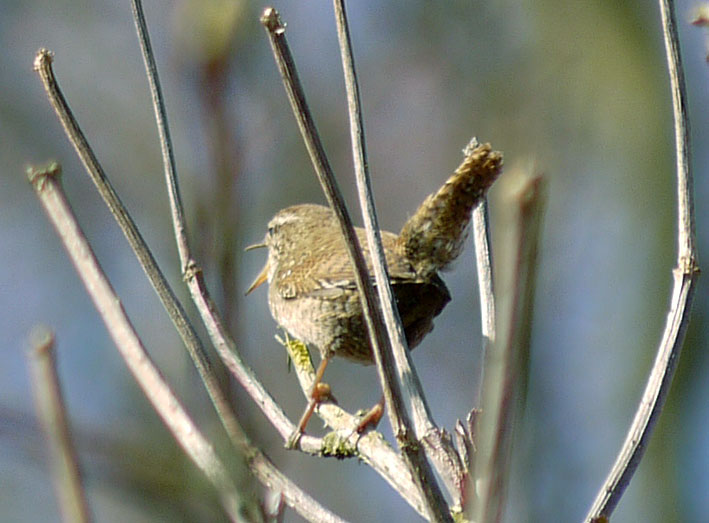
top-left (397, 140), bottom-right (503, 276)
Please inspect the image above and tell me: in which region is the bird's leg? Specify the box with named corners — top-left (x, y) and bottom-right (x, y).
top-left (356, 394), bottom-right (385, 433)
top-left (286, 355), bottom-right (334, 449)
top-left (342, 395), bottom-right (385, 444)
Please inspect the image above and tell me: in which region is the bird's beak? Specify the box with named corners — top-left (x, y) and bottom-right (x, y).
top-left (245, 242), bottom-right (267, 251)
top-left (246, 263), bottom-right (269, 295)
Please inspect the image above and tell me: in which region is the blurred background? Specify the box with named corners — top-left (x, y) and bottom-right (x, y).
top-left (2, 0), bottom-right (708, 521)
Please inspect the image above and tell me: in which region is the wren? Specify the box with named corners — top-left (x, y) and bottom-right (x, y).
top-left (247, 141), bottom-right (502, 438)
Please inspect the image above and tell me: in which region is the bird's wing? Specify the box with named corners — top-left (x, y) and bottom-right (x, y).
top-left (275, 228), bottom-right (418, 299)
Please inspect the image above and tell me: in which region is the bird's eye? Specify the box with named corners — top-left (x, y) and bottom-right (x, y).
top-left (267, 226), bottom-right (276, 237)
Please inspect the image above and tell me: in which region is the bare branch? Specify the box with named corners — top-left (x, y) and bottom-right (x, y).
top-left (584, 0), bottom-right (699, 519)
top-left (259, 6), bottom-right (402, 442)
top-left (27, 324), bottom-right (92, 523)
top-left (26, 162), bottom-right (245, 521)
top-left (259, 6), bottom-right (394, 422)
top-left (471, 172), bottom-right (545, 523)
top-left (332, 2), bottom-right (421, 420)
top-left (120, 0), bottom-right (304, 446)
top-left (330, 0), bottom-right (421, 431)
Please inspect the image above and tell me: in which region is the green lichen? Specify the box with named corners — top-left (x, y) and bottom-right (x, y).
top-left (320, 432), bottom-right (357, 460)
top-left (451, 509), bottom-right (470, 523)
top-left (276, 332), bottom-right (313, 372)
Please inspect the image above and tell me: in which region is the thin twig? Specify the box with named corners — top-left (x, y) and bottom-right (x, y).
top-left (261, 7), bottom-right (451, 520)
top-left (471, 173), bottom-right (544, 523)
top-left (129, 0), bottom-right (190, 268)
top-left (127, 2), bottom-right (420, 517)
top-left (123, 0), bottom-right (305, 446)
top-left (27, 325), bottom-right (92, 523)
top-left (472, 198), bottom-right (496, 404)
top-left (334, 1), bottom-right (422, 418)
top-left (34, 49), bottom-right (343, 523)
top-left (584, 0), bottom-right (699, 519)
top-left (259, 6), bottom-right (391, 418)
top-left (330, 2), bottom-right (453, 520)
top-left (467, 194), bottom-right (495, 504)
top-left (26, 163), bottom-right (244, 522)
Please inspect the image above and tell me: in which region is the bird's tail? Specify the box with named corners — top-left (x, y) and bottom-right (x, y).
top-left (397, 140), bottom-right (503, 275)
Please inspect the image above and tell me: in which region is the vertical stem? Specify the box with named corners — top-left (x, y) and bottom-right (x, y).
top-left (584, 0), bottom-right (699, 519)
top-left (659, 0), bottom-right (695, 264)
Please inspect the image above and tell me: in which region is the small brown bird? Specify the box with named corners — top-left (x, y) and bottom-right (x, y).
top-left (247, 141), bottom-right (502, 437)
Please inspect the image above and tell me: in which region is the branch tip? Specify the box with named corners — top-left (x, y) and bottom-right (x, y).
top-left (28, 325), bottom-right (55, 357)
top-left (34, 48), bottom-right (54, 72)
top-left (260, 7), bottom-right (284, 33)
top-left (27, 162), bottom-right (62, 190)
